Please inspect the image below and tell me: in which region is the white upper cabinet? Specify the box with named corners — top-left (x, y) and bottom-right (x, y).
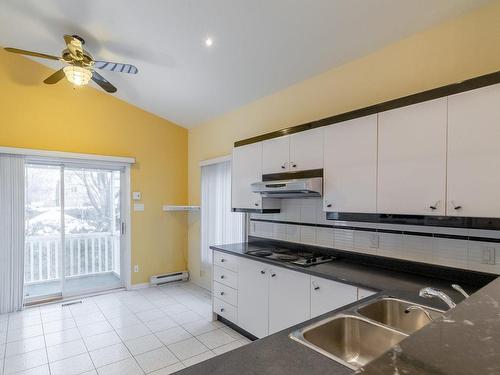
top-left (323, 115), bottom-right (377, 213)
top-left (289, 128), bottom-right (324, 172)
top-left (447, 83), bottom-right (500, 217)
top-left (262, 136), bottom-right (290, 174)
top-left (377, 98), bottom-right (447, 215)
top-left (268, 266), bottom-right (310, 334)
top-left (232, 142), bottom-right (263, 210)
top-left (262, 129), bottom-right (324, 175)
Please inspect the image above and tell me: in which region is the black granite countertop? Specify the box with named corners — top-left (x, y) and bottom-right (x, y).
top-left (174, 241), bottom-right (498, 375)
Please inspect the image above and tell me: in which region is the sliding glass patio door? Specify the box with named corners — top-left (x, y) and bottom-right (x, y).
top-left (24, 163), bottom-right (125, 302)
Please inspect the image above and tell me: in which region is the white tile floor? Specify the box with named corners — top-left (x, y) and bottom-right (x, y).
top-left (0, 282), bottom-right (251, 375)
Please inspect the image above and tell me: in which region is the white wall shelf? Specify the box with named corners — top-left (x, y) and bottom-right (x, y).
top-left (162, 205), bottom-right (200, 212)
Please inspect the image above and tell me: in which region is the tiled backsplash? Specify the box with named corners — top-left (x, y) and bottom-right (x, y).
top-left (249, 198), bottom-right (500, 275)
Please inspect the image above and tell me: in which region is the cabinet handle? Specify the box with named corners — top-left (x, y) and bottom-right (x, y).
top-left (220, 275), bottom-right (225, 279)
top-left (260, 270), bottom-right (266, 275)
top-left (220, 308), bottom-right (225, 312)
top-left (271, 273), bottom-right (276, 277)
top-left (326, 203), bottom-right (332, 208)
top-left (281, 164), bottom-right (286, 169)
top-left (451, 201), bottom-right (462, 210)
top-left (220, 292), bottom-right (225, 296)
top-left (220, 258), bottom-right (225, 262)
top-left (314, 286), bottom-right (320, 291)
top-left (254, 202), bottom-right (259, 207)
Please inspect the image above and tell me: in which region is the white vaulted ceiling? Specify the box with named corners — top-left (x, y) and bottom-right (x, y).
top-left (0, 0), bottom-right (491, 127)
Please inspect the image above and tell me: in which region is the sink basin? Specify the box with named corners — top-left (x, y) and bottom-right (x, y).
top-left (290, 315), bottom-right (407, 370)
top-left (357, 297), bottom-right (444, 334)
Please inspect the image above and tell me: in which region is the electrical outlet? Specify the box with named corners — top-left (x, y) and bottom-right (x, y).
top-left (134, 265), bottom-right (139, 273)
top-left (481, 246), bottom-right (496, 265)
top-left (370, 234), bottom-right (379, 249)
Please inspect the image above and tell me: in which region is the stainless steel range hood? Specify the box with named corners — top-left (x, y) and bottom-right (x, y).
top-left (251, 177), bottom-right (322, 198)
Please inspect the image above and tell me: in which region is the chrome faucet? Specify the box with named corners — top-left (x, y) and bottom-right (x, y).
top-left (404, 305), bottom-right (433, 321)
top-left (419, 287), bottom-right (457, 309)
top-left (452, 284), bottom-right (470, 298)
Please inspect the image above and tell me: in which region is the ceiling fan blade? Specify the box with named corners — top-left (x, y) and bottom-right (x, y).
top-left (4, 47), bottom-right (61, 61)
top-left (94, 60), bottom-right (138, 74)
top-left (43, 69), bottom-right (66, 84)
top-left (63, 34), bottom-right (84, 60)
top-left (91, 71), bottom-right (117, 93)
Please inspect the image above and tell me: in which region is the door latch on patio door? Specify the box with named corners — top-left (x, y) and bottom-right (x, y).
top-left (121, 222), bottom-right (126, 235)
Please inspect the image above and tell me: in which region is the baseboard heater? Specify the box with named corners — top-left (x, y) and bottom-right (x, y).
top-left (150, 271), bottom-right (189, 286)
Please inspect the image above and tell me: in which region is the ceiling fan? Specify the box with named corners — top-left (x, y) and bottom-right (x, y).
top-left (4, 34), bottom-right (138, 93)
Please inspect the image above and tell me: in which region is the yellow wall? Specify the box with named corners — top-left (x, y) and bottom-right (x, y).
top-left (0, 49), bottom-right (188, 285)
top-left (187, 0), bottom-right (500, 287)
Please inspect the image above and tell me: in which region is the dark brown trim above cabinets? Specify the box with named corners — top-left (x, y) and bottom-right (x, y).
top-left (262, 169), bottom-right (323, 182)
top-left (234, 70), bottom-right (500, 147)
top-left (232, 208), bottom-right (281, 214)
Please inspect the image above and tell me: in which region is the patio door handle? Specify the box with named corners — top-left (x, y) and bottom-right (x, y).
top-left (121, 222), bottom-right (126, 235)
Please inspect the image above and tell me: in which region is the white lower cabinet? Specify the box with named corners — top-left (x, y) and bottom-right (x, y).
top-left (268, 267), bottom-right (310, 334)
top-left (237, 257), bottom-right (270, 338)
top-left (310, 276), bottom-right (358, 318)
top-left (235, 255), bottom-right (367, 338)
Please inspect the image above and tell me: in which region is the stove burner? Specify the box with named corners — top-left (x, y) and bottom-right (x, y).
top-left (297, 252), bottom-right (314, 258)
top-left (248, 250), bottom-right (273, 257)
top-left (275, 254), bottom-right (299, 261)
top-left (271, 248), bottom-right (289, 254)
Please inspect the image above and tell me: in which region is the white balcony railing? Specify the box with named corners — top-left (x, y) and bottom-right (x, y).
top-left (25, 232), bottom-right (120, 285)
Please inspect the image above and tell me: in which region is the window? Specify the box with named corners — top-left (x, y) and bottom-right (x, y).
top-left (200, 159), bottom-right (245, 284)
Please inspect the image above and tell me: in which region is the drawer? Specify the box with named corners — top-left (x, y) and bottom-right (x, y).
top-left (214, 251), bottom-right (239, 272)
top-left (213, 298), bottom-right (237, 323)
top-left (213, 266), bottom-right (238, 289)
top-left (213, 281), bottom-right (237, 306)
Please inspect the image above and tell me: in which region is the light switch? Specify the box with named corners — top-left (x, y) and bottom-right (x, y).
top-left (134, 203), bottom-right (145, 212)
top-left (132, 192), bottom-right (141, 201)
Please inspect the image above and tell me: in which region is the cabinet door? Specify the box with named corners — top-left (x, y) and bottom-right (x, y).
top-left (232, 142), bottom-right (263, 209)
top-left (262, 136), bottom-right (290, 175)
top-left (310, 277), bottom-right (358, 318)
top-left (237, 258), bottom-right (269, 338)
top-left (323, 115), bottom-right (377, 213)
top-left (289, 128), bottom-right (324, 172)
top-left (268, 267), bottom-right (310, 334)
top-left (447, 84), bottom-right (500, 217)
top-left (377, 98), bottom-right (447, 215)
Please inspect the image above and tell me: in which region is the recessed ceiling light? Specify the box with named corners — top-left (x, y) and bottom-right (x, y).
top-left (205, 37), bottom-right (213, 47)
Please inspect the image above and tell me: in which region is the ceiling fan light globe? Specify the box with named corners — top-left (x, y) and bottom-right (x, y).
top-left (63, 66), bottom-right (92, 86)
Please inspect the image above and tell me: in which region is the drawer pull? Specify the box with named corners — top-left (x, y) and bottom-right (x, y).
top-left (260, 270), bottom-right (266, 275)
top-left (220, 308), bottom-right (225, 312)
top-left (220, 292), bottom-right (225, 296)
top-left (220, 258), bottom-right (226, 262)
top-left (314, 286), bottom-right (320, 291)
top-left (271, 273), bottom-right (276, 277)
top-left (220, 275), bottom-right (225, 279)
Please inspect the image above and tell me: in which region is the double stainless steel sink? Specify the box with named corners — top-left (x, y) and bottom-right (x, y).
top-left (290, 297), bottom-right (444, 370)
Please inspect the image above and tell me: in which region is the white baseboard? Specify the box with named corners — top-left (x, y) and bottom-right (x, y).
top-left (128, 282), bottom-right (150, 290)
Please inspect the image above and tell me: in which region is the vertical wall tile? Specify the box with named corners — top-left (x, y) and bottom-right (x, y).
top-left (435, 238), bottom-right (468, 269)
top-left (300, 226), bottom-right (316, 245)
top-left (378, 233), bottom-right (404, 259)
top-left (334, 229), bottom-right (354, 251)
top-left (403, 235), bottom-right (435, 264)
top-left (286, 224), bottom-right (301, 243)
top-left (316, 228), bottom-right (334, 248)
top-left (273, 223), bottom-right (287, 241)
top-left (300, 200), bottom-right (318, 224)
top-left (282, 199), bottom-right (300, 222)
top-left (353, 231), bottom-right (378, 256)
